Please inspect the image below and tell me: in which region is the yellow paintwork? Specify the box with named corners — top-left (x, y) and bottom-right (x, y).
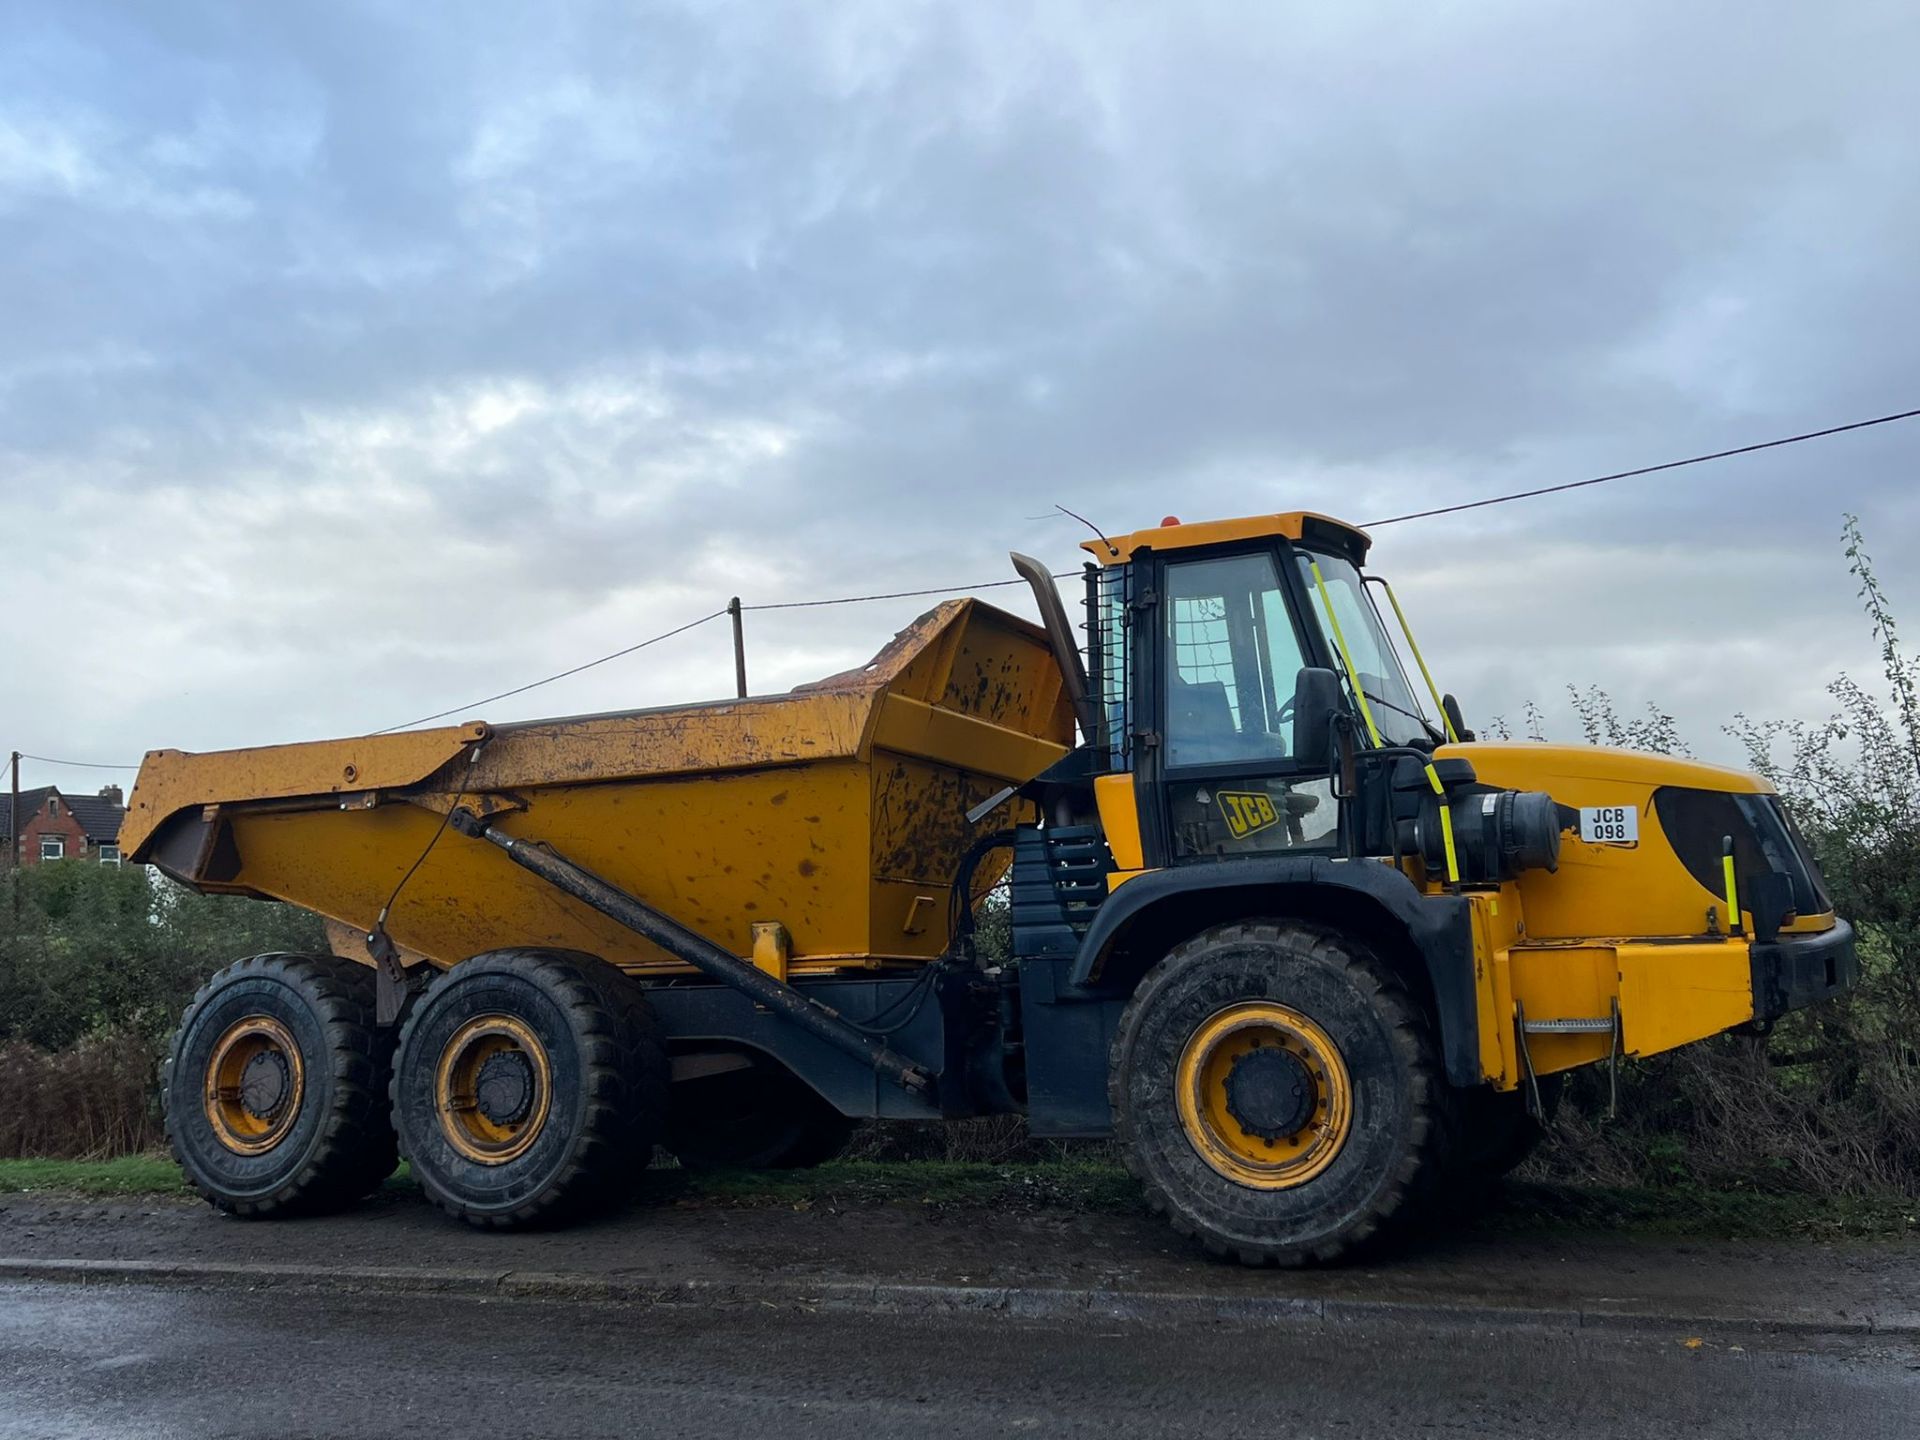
top-left (1506, 944), bottom-right (1617, 1075)
top-left (1462, 887), bottom-right (1767, 1090)
top-left (1448, 741), bottom-right (1772, 797)
top-left (1071, 513), bottom-right (1828, 1093)
top-left (120, 722), bottom-right (490, 860)
top-left (1421, 739), bottom-right (1825, 1089)
top-left (751, 921), bottom-right (792, 981)
top-left (1465, 890), bottom-right (1522, 1086)
top-left (1080, 652), bottom-right (1825, 1093)
top-left (1615, 941), bottom-right (1755, 1056)
top-left (1095, 773), bottom-right (1145, 871)
top-left (1441, 742), bottom-right (1779, 942)
top-left (124, 600), bottom-right (1073, 976)
top-left (1083, 511), bottom-right (1369, 565)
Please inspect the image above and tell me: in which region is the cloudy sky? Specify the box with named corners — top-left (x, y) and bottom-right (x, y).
top-left (4, 0), bottom-right (1917, 794)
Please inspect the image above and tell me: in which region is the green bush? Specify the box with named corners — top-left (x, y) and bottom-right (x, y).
top-left (0, 864), bottom-right (325, 1052)
top-left (1528, 515), bottom-right (1920, 1200)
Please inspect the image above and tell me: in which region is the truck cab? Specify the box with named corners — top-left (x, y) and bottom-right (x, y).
top-left (1006, 509), bottom-right (1856, 1261)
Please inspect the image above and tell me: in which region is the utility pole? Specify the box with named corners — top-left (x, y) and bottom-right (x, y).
top-left (728, 597), bottom-right (748, 699)
top-left (7, 750), bottom-right (18, 920)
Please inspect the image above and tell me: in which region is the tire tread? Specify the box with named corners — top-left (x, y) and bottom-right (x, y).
top-left (165, 953), bottom-right (398, 1218)
top-left (393, 948), bottom-right (668, 1229)
top-left (1108, 919), bottom-right (1443, 1267)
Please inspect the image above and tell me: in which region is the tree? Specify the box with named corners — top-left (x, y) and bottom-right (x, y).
top-left (0, 864), bottom-right (325, 1051)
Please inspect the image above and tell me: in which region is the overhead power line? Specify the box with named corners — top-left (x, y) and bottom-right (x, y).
top-left (17, 404), bottom-right (1917, 753)
top-left (1363, 406), bottom-right (1920, 527)
top-left (375, 576), bottom-right (1077, 734)
top-left (370, 607), bottom-right (731, 735)
top-left (742, 575), bottom-right (1039, 611)
top-left (12, 752), bottom-right (141, 772)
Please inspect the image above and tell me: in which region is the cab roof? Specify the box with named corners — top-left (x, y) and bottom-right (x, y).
top-left (1080, 511), bottom-right (1372, 566)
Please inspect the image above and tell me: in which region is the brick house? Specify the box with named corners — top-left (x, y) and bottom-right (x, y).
top-left (3, 785), bottom-right (128, 867)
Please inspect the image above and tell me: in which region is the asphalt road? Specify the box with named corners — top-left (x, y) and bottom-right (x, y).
top-left (2, 1280), bottom-right (1916, 1440)
top-left (8, 1191), bottom-right (1917, 1331)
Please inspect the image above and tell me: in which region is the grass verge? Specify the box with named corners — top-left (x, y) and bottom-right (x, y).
top-left (0, 1157), bottom-right (423, 1200)
top-left (0, 1155), bottom-right (189, 1197)
top-left (1, 1157), bottom-right (1912, 1241)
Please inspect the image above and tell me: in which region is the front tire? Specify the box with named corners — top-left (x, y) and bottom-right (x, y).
top-left (392, 949), bottom-right (667, 1228)
top-left (1110, 920), bottom-right (1442, 1266)
top-left (165, 954), bottom-right (398, 1217)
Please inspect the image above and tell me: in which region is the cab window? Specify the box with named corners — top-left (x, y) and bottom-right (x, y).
top-left (1295, 552), bottom-right (1431, 747)
top-left (1162, 552), bottom-right (1307, 768)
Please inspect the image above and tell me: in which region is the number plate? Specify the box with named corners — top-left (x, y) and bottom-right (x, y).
top-left (1578, 805), bottom-right (1639, 845)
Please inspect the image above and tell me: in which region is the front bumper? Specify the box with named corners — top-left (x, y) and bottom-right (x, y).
top-left (1751, 919), bottom-right (1857, 1022)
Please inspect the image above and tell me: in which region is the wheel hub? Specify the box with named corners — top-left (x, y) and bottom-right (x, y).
top-left (239, 1048), bottom-right (293, 1121)
top-left (434, 1014), bottom-right (553, 1165)
top-left (1222, 1046), bottom-right (1314, 1141)
top-left (203, 1014), bottom-right (306, 1156)
top-left (1175, 1001), bottom-right (1354, 1190)
top-left (474, 1050), bottom-right (534, 1126)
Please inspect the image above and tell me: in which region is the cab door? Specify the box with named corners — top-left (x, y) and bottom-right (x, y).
top-left (1139, 546), bottom-right (1340, 865)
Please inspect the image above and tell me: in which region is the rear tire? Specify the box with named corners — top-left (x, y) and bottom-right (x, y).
top-left (165, 954), bottom-right (398, 1217)
top-left (1110, 920), bottom-right (1442, 1266)
top-left (666, 1062), bottom-right (856, 1171)
top-left (392, 948), bottom-right (667, 1228)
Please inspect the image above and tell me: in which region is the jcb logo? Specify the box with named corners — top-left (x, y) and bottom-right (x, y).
top-left (1217, 790), bottom-right (1279, 840)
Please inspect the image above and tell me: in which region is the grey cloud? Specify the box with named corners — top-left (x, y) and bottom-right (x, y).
top-left (2, 0), bottom-right (1917, 786)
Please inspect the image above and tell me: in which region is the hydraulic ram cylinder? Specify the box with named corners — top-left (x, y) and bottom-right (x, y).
top-left (447, 807), bottom-right (935, 1097)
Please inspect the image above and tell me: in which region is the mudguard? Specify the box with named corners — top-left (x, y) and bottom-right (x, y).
top-left (1068, 856), bottom-right (1481, 1087)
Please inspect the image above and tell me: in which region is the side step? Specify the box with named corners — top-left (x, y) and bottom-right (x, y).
top-left (1515, 998), bottom-right (1623, 1122)
top-left (448, 807), bottom-right (935, 1097)
top-left (1521, 1016), bottom-right (1616, 1034)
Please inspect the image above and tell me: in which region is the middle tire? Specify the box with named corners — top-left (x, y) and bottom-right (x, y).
top-left (665, 1060), bottom-right (857, 1171)
top-left (392, 948), bottom-right (668, 1228)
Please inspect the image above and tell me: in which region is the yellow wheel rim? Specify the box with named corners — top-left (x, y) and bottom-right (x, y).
top-left (434, 1015), bottom-right (552, 1165)
top-left (1176, 1002), bottom-right (1353, 1189)
top-left (204, 1015), bottom-right (306, 1156)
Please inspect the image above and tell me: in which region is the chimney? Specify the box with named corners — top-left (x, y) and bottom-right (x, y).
top-left (99, 784), bottom-right (124, 806)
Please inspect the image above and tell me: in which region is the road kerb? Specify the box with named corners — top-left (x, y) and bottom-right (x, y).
top-left (0, 1255), bottom-right (1903, 1338)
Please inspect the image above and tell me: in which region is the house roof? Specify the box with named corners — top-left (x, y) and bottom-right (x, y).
top-left (64, 793), bottom-right (127, 843)
top-left (0, 787), bottom-right (55, 841)
top-left (0, 786), bottom-right (126, 843)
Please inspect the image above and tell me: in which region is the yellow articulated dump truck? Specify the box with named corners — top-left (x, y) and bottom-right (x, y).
top-left (122, 510), bottom-right (1856, 1264)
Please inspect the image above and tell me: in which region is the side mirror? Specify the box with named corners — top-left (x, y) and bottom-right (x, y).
top-left (1442, 693), bottom-right (1474, 744)
top-left (1291, 667), bottom-right (1344, 772)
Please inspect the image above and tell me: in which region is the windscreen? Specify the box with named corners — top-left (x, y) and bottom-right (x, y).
top-left (1295, 552), bottom-right (1434, 748)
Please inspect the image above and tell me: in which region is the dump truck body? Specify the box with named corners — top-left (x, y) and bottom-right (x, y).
top-left (134, 508), bottom-right (1856, 1261)
top-left (126, 599), bottom-right (1072, 976)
